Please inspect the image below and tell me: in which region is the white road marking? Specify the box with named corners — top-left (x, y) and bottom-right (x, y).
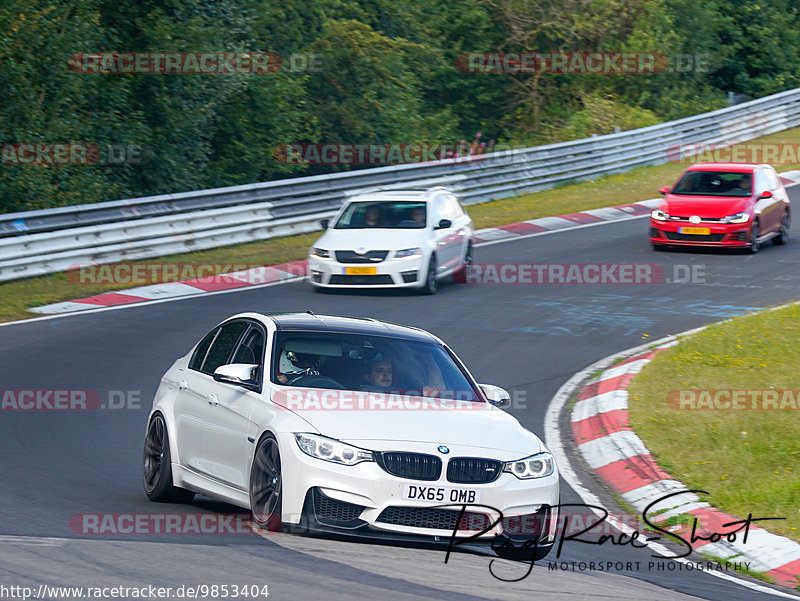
top-left (544, 331), bottom-right (800, 599)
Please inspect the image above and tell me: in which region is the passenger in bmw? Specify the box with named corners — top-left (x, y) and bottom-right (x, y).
top-left (361, 355), bottom-right (393, 389)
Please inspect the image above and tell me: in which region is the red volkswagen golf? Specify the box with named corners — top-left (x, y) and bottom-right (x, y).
top-left (649, 162), bottom-right (791, 253)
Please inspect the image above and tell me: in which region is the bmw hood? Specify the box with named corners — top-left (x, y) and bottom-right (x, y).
top-left (271, 388), bottom-right (543, 457)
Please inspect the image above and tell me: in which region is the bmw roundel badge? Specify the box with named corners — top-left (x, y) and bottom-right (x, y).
top-left (437, 445), bottom-right (450, 454)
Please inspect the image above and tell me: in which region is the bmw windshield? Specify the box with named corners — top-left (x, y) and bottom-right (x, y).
top-left (271, 331), bottom-right (481, 402)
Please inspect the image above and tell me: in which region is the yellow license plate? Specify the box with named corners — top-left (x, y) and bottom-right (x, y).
top-left (345, 266), bottom-right (377, 275)
top-left (679, 226), bottom-right (711, 235)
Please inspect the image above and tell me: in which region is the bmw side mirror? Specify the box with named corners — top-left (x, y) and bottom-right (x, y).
top-left (320, 219), bottom-right (329, 230)
top-left (479, 384), bottom-right (511, 408)
top-left (435, 219), bottom-right (452, 230)
top-left (658, 186), bottom-right (670, 195)
top-left (760, 190), bottom-right (773, 199)
top-left (213, 364), bottom-right (260, 391)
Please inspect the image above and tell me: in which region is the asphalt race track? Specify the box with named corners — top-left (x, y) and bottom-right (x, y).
top-left (3, 192), bottom-right (800, 601)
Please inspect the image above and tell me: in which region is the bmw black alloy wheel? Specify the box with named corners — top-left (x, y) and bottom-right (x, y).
top-left (250, 434), bottom-right (283, 531)
top-left (142, 413), bottom-right (194, 503)
top-left (142, 415), bottom-right (167, 494)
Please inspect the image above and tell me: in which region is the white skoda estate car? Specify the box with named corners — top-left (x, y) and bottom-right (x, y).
top-left (143, 312), bottom-right (559, 559)
top-left (307, 187), bottom-right (474, 294)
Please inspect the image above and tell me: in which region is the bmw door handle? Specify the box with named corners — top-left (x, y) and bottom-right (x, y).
top-left (207, 393), bottom-right (219, 406)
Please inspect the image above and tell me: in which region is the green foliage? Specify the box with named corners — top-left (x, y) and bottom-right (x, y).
top-left (2, 0), bottom-right (800, 212)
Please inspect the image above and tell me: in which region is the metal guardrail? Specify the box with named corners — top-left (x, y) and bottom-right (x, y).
top-left (3, 88), bottom-right (800, 282)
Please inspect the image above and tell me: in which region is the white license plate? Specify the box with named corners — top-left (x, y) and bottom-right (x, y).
top-left (402, 484), bottom-right (481, 504)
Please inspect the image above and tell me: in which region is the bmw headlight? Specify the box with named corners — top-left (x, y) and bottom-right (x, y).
top-left (651, 209), bottom-right (669, 221)
top-left (503, 451), bottom-right (555, 479)
top-left (722, 212), bottom-right (750, 224)
top-left (311, 248), bottom-right (331, 259)
top-left (294, 433), bottom-right (374, 465)
top-left (394, 247), bottom-right (422, 259)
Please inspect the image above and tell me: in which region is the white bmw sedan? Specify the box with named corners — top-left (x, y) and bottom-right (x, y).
top-left (143, 312), bottom-right (559, 558)
top-left (307, 187), bottom-right (474, 294)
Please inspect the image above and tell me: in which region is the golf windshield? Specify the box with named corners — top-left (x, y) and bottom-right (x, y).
top-left (334, 201), bottom-right (427, 229)
top-left (671, 171), bottom-right (752, 197)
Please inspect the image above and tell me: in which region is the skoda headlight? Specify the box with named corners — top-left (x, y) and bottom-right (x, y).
top-left (394, 247), bottom-right (422, 259)
top-left (311, 248), bottom-right (331, 259)
top-left (294, 433), bottom-right (373, 466)
top-left (503, 451), bottom-right (555, 480)
top-left (651, 209), bottom-right (669, 221)
top-left (722, 212), bottom-right (750, 224)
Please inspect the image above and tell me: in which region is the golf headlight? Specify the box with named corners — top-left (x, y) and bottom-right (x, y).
top-left (294, 433), bottom-right (373, 465)
top-left (503, 451), bottom-right (555, 479)
top-left (311, 248), bottom-right (331, 259)
top-left (651, 209), bottom-right (669, 221)
top-left (722, 212), bottom-right (750, 224)
top-left (394, 247), bottom-right (422, 259)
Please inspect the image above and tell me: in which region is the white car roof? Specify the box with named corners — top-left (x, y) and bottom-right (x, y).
top-left (345, 188), bottom-right (453, 204)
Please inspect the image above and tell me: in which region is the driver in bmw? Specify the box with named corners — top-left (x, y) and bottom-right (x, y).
top-left (277, 350), bottom-right (319, 384)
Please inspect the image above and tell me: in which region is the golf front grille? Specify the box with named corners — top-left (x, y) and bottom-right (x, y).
top-left (664, 232), bottom-right (725, 242)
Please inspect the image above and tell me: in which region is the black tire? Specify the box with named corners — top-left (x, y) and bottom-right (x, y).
top-left (142, 414), bottom-right (195, 503)
top-left (420, 255), bottom-right (438, 295)
top-left (452, 242), bottom-right (473, 283)
top-left (250, 433), bottom-right (283, 532)
top-left (749, 221), bottom-right (761, 254)
top-left (774, 211), bottom-right (790, 245)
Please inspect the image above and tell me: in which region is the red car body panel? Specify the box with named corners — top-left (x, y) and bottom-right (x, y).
top-left (649, 162), bottom-right (791, 248)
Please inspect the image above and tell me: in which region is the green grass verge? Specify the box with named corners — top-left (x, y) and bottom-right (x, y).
top-left (5, 125), bottom-right (800, 323)
top-left (628, 303), bottom-right (800, 543)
